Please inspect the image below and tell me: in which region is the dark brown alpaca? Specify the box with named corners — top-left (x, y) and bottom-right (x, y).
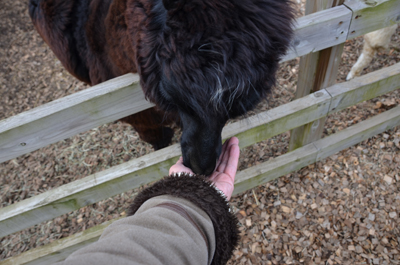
top-left (29, 0), bottom-right (295, 175)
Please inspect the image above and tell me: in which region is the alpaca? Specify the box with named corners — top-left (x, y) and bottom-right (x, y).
top-left (29, 0), bottom-right (295, 175)
top-left (346, 24), bottom-right (398, 80)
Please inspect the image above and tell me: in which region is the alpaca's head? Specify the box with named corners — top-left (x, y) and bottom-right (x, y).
top-left (135, 0), bottom-right (295, 175)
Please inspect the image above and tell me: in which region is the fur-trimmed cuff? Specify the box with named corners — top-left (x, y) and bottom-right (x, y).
top-left (128, 174), bottom-right (239, 265)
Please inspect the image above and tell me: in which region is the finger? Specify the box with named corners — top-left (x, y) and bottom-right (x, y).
top-left (216, 137), bottom-right (239, 173)
top-left (216, 137), bottom-right (236, 171)
top-left (222, 142), bottom-right (240, 179)
top-left (216, 137), bottom-right (231, 168)
top-left (216, 143), bottom-right (231, 173)
top-left (228, 136), bottom-right (239, 146)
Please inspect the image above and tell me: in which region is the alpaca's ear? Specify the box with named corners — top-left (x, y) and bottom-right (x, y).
top-left (162, 0), bottom-right (180, 10)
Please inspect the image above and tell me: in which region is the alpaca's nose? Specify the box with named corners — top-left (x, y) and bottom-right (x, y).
top-left (185, 154), bottom-right (218, 176)
top-left (182, 141), bottom-right (221, 176)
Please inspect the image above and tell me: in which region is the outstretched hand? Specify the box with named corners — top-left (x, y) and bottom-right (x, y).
top-left (169, 137), bottom-right (240, 200)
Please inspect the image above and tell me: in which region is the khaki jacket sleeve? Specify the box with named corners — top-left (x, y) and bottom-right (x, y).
top-left (54, 174), bottom-right (239, 265)
top-left (55, 195), bottom-right (215, 265)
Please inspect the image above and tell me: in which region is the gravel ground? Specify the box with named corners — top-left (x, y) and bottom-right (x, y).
top-left (1, 1), bottom-right (400, 264)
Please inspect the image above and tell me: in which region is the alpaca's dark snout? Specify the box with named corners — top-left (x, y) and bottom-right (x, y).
top-left (179, 112), bottom-right (224, 176)
top-left (182, 146), bottom-right (221, 176)
top-left (183, 145), bottom-right (221, 176)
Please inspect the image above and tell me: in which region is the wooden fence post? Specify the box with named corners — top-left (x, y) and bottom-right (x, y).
top-left (288, 0), bottom-right (345, 151)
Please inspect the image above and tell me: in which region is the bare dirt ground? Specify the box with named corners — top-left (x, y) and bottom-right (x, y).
top-left (1, 1), bottom-right (400, 264)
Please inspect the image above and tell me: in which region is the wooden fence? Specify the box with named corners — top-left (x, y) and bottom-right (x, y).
top-left (1, 0), bottom-right (399, 264)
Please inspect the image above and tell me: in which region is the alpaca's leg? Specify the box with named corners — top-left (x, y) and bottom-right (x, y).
top-left (347, 24), bottom-right (398, 80)
top-left (346, 41), bottom-right (376, 80)
top-left (365, 24), bottom-right (398, 49)
top-left (120, 108), bottom-right (177, 150)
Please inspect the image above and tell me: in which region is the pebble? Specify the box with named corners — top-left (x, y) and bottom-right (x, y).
top-left (383, 175), bottom-right (393, 185)
top-left (369, 213), bottom-right (375, 221)
top-left (296, 212), bottom-right (303, 219)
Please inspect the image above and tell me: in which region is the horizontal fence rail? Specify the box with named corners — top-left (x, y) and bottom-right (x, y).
top-left (233, 105), bottom-right (400, 194)
top-left (344, 0), bottom-right (400, 39)
top-left (1, 0), bottom-right (399, 163)
top-left (0, 74), bottom-right (151, 164)
top-left (1, 63), bottom-right (399, 239)
top-left (282, 5), bottom-right (352, 61)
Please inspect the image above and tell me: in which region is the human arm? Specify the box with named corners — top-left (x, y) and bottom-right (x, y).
top-left (54, 138), bottom-right (240, 265)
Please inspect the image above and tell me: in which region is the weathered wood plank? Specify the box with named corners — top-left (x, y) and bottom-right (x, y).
top-left (285, 0), bottom-right (400, 61)
top-left (315, 105), bottom-right (400, 160)
top-left (235, 106), bottom-right (400, 194)
top-left (4, 104), bottom-right (400, 265)
top-left (233, 144), bottom-right (318, 195)
top-left (0, 74), bottom-right (153, 164)
top-left (344, 0), bottom-right (400, 39)
top-left (283, 5), bottom-right (351, 61)
top-left (1, 63), bottom-right (399, 238)
top-left (327, 63), bottom-right (400, 113)
top-left (305, 0), bottom-right (341, 11)
top-left (222, 89), bottom-right (332, 149)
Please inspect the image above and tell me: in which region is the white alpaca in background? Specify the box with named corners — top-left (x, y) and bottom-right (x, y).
top-left (346, 24), bottom-right (398, 80)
